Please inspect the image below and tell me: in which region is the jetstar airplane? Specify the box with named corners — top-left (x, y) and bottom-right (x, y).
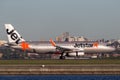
top-left (4, 24), bottom-right (116, 59)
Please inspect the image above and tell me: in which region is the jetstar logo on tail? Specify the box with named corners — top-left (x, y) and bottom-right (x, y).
top-left (6, 29), bottom-right (21, 44)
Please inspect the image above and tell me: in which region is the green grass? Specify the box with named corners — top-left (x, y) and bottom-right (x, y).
top-left (0, 59), bottom-right (120, 65)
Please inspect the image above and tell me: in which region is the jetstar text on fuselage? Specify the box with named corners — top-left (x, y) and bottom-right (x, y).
top-left (74, 42), bottom-right (99, 48)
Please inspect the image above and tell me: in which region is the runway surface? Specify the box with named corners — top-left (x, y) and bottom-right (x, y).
top-left (0, 64), bottom-right (120, 75)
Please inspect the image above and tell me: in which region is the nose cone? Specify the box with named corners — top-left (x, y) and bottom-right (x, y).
top-left (107, 47), bottom-right (115, 52)
top-left (114, 46), bottom-right (120, 52)
top-left (98, 45), bottom-right (115, 52)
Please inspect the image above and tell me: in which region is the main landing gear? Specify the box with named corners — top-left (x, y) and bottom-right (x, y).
top-left (59, 52), bottom-right (66, 59)
top-left (59, 56), bottom-right (65, 59)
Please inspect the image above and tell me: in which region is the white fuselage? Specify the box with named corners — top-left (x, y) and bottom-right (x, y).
top-left (11, 41), bottom-right (115, 54)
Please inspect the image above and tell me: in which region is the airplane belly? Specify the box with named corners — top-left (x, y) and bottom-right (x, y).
top-left (36, 48), bottom-right (56, 53)
top-left (30, 46), bottom-right (56, 53)
top-left (84, 47), bottom-right (115, 53)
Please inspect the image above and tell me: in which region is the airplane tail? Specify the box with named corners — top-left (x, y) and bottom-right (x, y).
top-left (4, 24), bottom-right (25, 44)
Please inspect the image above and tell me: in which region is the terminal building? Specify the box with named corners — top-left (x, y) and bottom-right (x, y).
top-left (56, 32), bottom-right (88, 42)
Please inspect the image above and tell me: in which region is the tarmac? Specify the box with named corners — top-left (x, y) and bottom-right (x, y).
top-left (0, 64), bottom-right (120, 75)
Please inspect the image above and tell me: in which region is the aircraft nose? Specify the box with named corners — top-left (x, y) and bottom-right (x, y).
top-left (109, 47), bottom-right (115, 51)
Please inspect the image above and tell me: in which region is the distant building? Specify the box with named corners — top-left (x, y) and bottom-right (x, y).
top-left (77, 36), bottom-right (88, 41)
top-left (56, 32), bottom-right (70, 41)
top-left (0, 40), bottom-right (7, 46)
top-left (67, 36), bottom-right (88, 42)
top-left (56, 36), bottom-right (62, 42)
top-left (56, 32), bottom-right (88, 42)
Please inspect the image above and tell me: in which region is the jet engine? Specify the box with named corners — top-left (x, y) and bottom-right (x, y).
top-left (67, 52), bottom-right (84, 57)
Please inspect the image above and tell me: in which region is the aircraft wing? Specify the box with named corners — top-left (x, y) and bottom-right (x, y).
top-left (50, 39), bottom-right (84, 53)
top-left (56, 46), bottom-right (72, 52)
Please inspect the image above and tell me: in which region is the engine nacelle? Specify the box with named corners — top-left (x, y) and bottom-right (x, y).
top-left (67, 52), bottom-right (84, 57)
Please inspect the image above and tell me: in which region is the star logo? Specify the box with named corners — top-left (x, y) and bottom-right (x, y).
top-left (20, 41), bottom-right (30, 51)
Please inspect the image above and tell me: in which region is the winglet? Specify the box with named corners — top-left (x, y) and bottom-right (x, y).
top-left (50, 39), bottom-right (56, 47)
top-left (93, 42), bottom-right (99, 47)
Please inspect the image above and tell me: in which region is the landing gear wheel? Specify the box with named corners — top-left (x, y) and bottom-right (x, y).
top-left (59, 56), bottom-right (65, 59)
